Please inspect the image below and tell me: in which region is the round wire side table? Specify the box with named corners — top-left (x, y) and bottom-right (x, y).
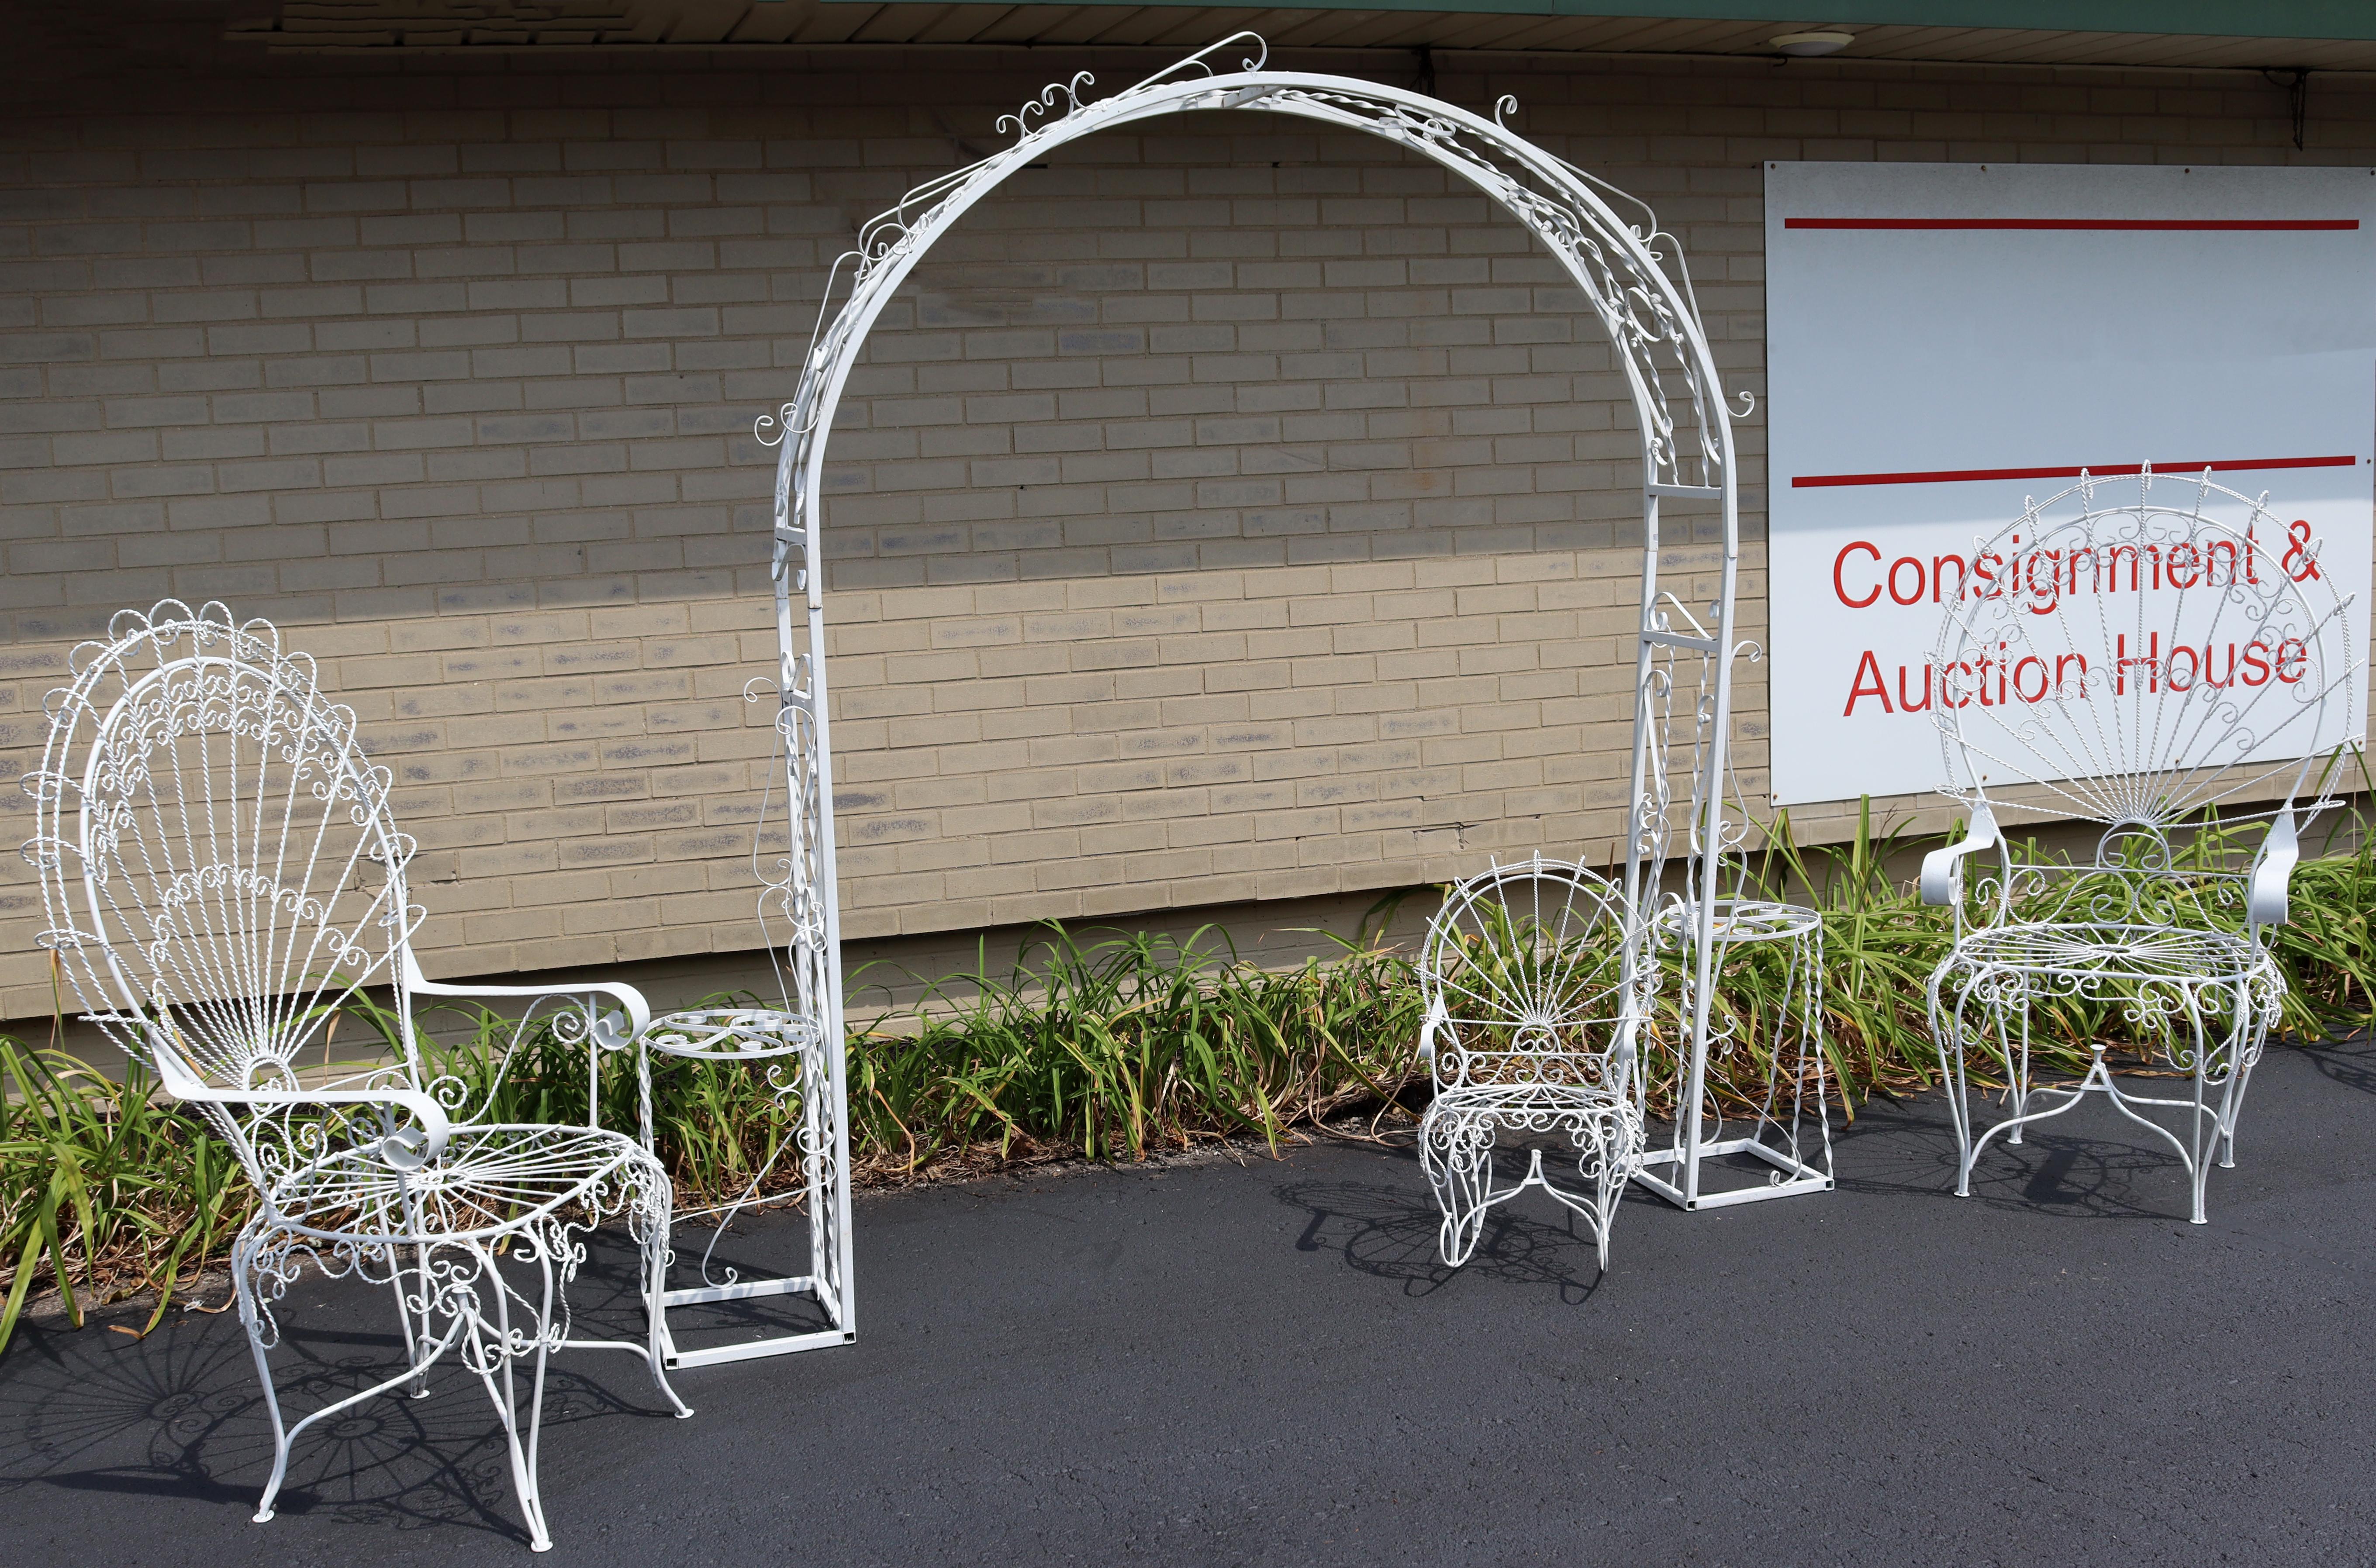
top-left (1635, 898), bottom-right (1835, 1210)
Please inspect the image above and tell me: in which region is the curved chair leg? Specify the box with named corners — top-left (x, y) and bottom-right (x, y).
top-left (2188, 1083), bottom-right (2217, 1227)
top-left (2183, 992), bottom-right (2221, 1225)
top-left (2002, 999), bottom-right (2033, 1146)
top-left (249, 1231), bottom-right (475, 1530)
top-left (1421, 1112), bottom-right (1494, 1268)
top-left (2217, 1072), bottom-right (2247, 1168)
top-left (1930, 971), bottom-right (1980, 1197)
top-left (236, 1226), bottom-right (294, 1527)
top-left (389, 1242), bottom-right (433, 1399)
top-left (472, 1239), bottom-right (556, 1553)
top-left (1587, 1123), bottom-right (1627, 1273)
top-left (2215, 977), bottom-right (2269, 1169)
top-left (639, 1168), bottom-right (693, 1418)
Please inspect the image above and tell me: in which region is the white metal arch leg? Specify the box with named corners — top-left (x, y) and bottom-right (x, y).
top-left (629, 626), bottom-right (852, 1367)
top-left (1624, 593), bottom-right (1832, 1215)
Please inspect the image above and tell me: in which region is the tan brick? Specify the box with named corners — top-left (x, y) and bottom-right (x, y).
top-left (11, 46), bottom-right (2357, 1020)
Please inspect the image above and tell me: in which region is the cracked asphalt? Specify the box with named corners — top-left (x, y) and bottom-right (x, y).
top-left (6, 1037), bottom-right (2375, 1566)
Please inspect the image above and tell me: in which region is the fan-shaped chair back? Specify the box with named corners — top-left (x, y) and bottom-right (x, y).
top-left (24, 602), bottom-right (425, 1109)
top-left (1419, 856), bottom-right (1638, 1100)
top-left (1935, 470), bottom-right (2357, 839)
top-left (1930, 472), bottom-right (2359, 931)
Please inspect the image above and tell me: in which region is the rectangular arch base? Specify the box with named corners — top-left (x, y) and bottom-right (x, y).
top-left (656, 1274), bottom-right (853, 1370)
top-left (1633, 1138), bottom-right (1834, 1212)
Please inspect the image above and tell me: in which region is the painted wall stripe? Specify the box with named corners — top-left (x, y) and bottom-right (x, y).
top-left (1783, 217), bottom-right (2360, 231)
top-left (1791, 455), bottom-right (2359, 489)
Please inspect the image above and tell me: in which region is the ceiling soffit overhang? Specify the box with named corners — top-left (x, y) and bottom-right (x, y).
top-left (225, 1), bottom-right (2376, 72)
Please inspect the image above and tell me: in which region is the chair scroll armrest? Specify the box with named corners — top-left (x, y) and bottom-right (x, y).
top-left (2248, 804), bottom-right (2300, 930)
top-left (152, 1052), bottom-right (452, 1172)
top-left (400, 952), bottom-right (652, 1046)
top-left (1920, 806), bottom-right (2001, 906)
top-left (1416, 996), bottom-right (1446, 1066)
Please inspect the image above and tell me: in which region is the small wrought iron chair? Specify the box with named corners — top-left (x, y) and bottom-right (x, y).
top-left (19, 601), bottom-right (690, 1553)
top-left (1416, 855), bottom-right (1647, 1270)
top-left (1921, 471), bottom-right (2360, 1223)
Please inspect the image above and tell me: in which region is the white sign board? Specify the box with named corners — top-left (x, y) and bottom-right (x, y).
top-left (1764, 162), bottom-right (2376, 805)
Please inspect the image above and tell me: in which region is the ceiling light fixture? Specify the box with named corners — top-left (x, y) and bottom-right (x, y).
top-left (1771, 30), bottom-right (1855, 58)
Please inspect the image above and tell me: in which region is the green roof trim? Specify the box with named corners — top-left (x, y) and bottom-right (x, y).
top-left (811, 0), bottom-right (2376, 41)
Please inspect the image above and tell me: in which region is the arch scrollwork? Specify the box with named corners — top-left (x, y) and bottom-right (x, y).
top-left (742, 38), bottom-right (1749, 1253)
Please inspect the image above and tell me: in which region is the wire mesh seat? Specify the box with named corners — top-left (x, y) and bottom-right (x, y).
top-left (1951, 923), bottom-right (2265, 982)
top-left (1920, 470), bottom-right (2360, 1223)
top-left (1416, 855), bottom-right (1647, 1271)
top-left (17, 601), bottom-right (690, 1553)
top-left (267, 1126), bottom-right (657, 1239)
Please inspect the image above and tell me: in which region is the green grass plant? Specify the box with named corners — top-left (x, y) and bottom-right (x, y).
top-left (9, 794), bottom-right (2376, 1354)
top-left (846, 924), bottom-right (1425, 1174)
top-left (0, 1038), bottom-right (244, 1354)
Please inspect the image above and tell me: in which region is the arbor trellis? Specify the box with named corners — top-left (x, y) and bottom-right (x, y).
top-left (741, 34), bottom-right (1822, 1351)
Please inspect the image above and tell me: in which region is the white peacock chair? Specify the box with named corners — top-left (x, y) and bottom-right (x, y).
top-left (1920, 470), bottom-right (2360, 1223)
top-left (1416, 855), bottom-right (1647, 1270)
top-left (18, 601), bottom-right (691, 1553)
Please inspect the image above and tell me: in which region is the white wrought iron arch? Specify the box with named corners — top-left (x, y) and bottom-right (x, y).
top-left (738, 36), bottom-right (1771, 1352)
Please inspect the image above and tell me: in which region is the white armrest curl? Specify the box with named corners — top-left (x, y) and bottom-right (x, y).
top-left (400, 951), bottom-right (652, 1046)
top-left (144, 1030), bottom-right (452, 1170)
top-left (1920, 806), bottom-right (2000, 906)
top-left (1416, 995), bottom-right (1447, 1065)
top-left (2247, 803), bottom-right (2300, 930)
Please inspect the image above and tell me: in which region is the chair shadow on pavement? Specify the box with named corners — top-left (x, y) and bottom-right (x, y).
top-left (1833, 1083), bottom-right (2238, 1224)
top-left (2296, 1032), bottom-right (2376, 1098)
top-left (0, 1231), bottom-right (680, 1553)
top-left (1273, 1142), bottom-right (1620, 1306)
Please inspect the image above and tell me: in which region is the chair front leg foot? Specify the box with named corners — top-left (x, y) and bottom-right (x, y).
top-left (639, 1175), bottom-right (694, 1420)
top-left (1422, 1113), bottom-right (1493, 1269)
top-left (1581, 1121), bottom-right (1627, 1274)
top-left (394, 1247), bottom-right (433, 1399)
top-left (1439, 1161), bottom-right (1492, 1268)
top-left (237, 1232), bottom-right (293, 1527)
top-left (1592, 1170), bottom-right (1620, 1274)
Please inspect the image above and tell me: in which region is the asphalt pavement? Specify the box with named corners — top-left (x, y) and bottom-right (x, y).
top-left (7, 1038), bottom-right (2376, 1567)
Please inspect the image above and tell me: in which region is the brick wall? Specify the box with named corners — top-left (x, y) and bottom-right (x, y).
top-left (0, 38), bottom-right (2365, 1020)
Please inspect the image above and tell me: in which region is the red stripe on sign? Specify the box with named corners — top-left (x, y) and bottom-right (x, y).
top-left (1783, 217), bottom-right (2360, 231)
top-left (1791, 456), bottom-right (2359, 489)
